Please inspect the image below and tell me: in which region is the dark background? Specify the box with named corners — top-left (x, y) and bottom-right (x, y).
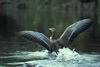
top-left (0, 0), bottom-right (100, 53)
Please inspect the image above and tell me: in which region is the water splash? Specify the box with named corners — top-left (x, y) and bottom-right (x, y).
top-left (56, 48), bottom-right (80, 61)
top-left (1, 48), bottom-right (100, 67)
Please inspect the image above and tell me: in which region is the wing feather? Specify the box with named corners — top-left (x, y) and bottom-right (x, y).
top-left (59, 19), bottom-right (93, 45)
top-left (18, 31), bottom-right (52, 51)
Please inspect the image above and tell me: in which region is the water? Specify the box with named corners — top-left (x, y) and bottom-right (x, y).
top-left (0, 48), bottom-right (100, 67)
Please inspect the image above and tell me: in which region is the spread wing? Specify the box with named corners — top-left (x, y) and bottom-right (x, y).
top-left (59, 19), bottom-right (93, 45)
top-left (18, 31), bottom-right (52, 51)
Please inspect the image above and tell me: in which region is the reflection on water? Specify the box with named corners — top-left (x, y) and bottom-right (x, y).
top-left (0, 48), bottom-right (100, 67)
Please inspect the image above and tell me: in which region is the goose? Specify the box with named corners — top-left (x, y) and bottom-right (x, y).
top-left (17, 19), bottom-right (93, 53)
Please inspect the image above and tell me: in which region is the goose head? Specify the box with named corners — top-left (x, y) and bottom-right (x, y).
top-left (49, 28), bottom-right (56, 40)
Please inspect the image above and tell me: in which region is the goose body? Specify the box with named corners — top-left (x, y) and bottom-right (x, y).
top-left (18, 19), bottom-right (93, 53)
